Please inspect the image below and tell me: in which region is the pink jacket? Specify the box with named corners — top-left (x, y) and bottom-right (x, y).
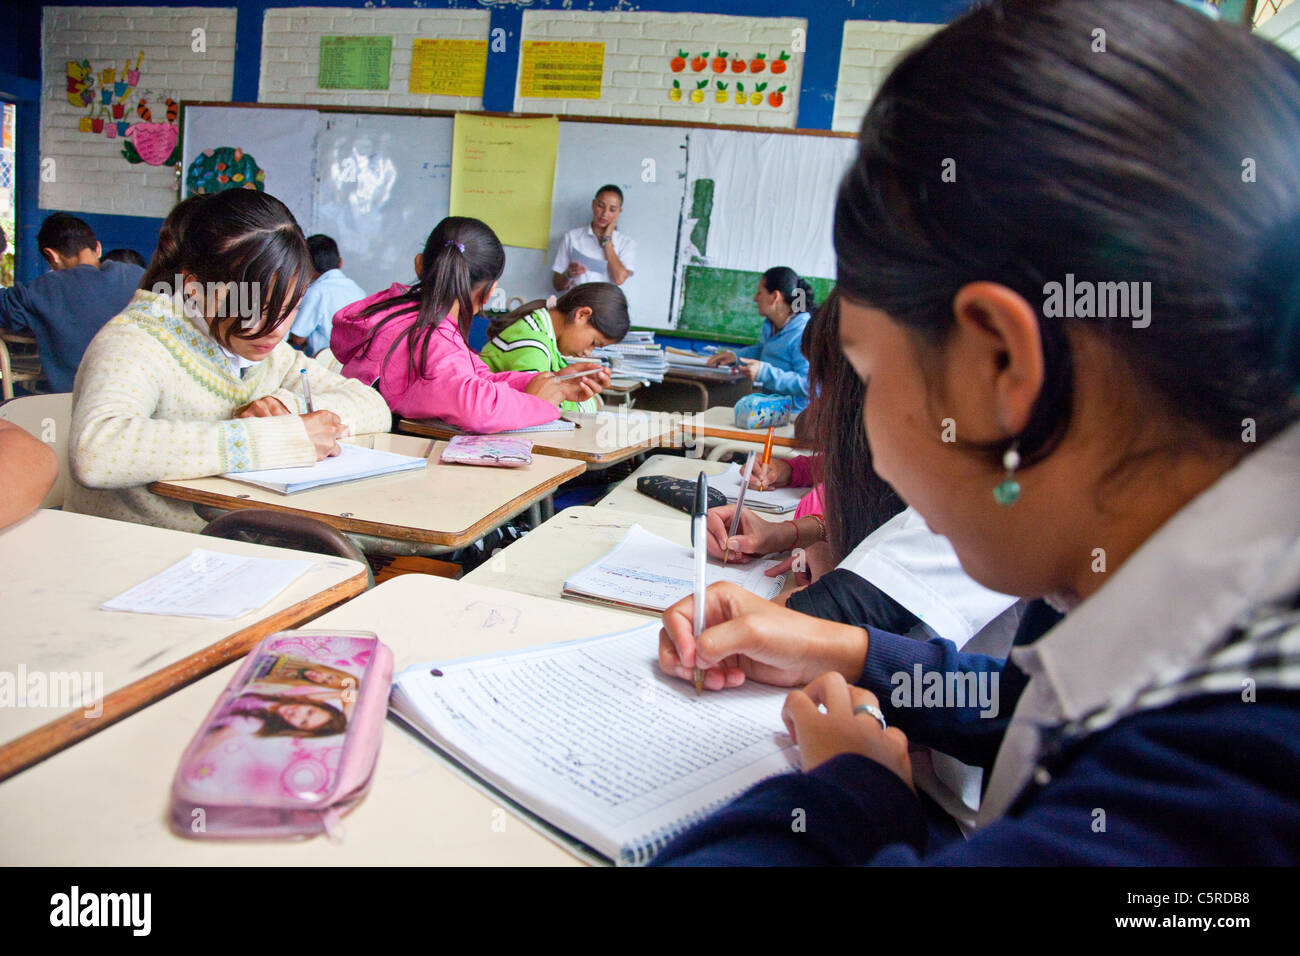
top-left (786, 454), bottom-right (825, 519)
top-left (332, 284), bottom-right (559, 432)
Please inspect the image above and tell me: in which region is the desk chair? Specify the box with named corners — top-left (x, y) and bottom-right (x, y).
top-left (0, 392), bottom-right (72, 508)
top-left (0, 332), bottom-right (43, 401)
top-left (201, 509), bottom-right (375, 590)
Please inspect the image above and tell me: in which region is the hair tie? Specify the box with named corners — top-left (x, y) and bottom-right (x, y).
top-left (444, 240), bottom-right (465, 254)
top-left (546, 294), bottom-right (558, 309)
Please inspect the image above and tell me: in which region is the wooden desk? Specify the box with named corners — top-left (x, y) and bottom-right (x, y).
top-left (684, 405), bottom-right (813, 457)
top-left (594, 453), bottom-right (733, 520)
top-left (0, 575), bottom-right (634, 864)
top-left (0, 509), bottom-right (368, 781)
top-left (397, 408), bottom-right (682, 470)
top-left (149, 433), bottom-right (586, 555)
top-left (461, 505), bottom-right (692, 616)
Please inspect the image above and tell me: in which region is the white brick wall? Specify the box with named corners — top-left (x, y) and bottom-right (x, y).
top-left (259, 7), bottom-right (490, 110)
top-left (39, 6), bottom-right (236, 217)
top-left (831, 20), bottom-right (942, 134)
top-left (516, 11), bottom-right (807, 129)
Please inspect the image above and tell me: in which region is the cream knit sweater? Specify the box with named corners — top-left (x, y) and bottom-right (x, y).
top-left (65, 289), bottom-right (392, 531)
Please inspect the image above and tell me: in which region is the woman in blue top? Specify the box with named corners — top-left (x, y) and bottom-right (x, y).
top-left (706, 266), bottom-right (812, 413)
top-left (653, 0), bottom-right (1300, 866)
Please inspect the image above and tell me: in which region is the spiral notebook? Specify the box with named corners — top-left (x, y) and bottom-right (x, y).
top-left (388, 621), bottom-right (796, 865)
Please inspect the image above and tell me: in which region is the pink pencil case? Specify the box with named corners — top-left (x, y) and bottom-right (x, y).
top-left (170, 630), bottom-right (393, 840)
top-left (439, 434), bottom-right (534, 467)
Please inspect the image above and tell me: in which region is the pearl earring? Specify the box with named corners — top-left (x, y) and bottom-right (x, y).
top-left (994, 441), bottom-right (1021, 506)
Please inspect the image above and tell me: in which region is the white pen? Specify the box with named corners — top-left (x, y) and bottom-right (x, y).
top-left (692, 471), bottom-right (708, 695)
top-left (301, 368), bottom-right (315, 413)
top-left (724, 454), bottom-right (756, 565)
top-left (553, 367), bottom-right (603, 382)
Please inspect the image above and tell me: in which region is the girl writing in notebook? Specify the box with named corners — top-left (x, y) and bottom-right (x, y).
top-left (479, 282), bottom-right (630, 413)
top-left (655, 0), bottom-right (1300, 864)
top-left (331, 217), bottom-right (609, 432)
top-left (66, 191), bottom-right (392, 532)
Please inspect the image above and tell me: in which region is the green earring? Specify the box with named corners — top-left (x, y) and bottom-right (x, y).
top-left (994, 442), bottom-right (1021, 506)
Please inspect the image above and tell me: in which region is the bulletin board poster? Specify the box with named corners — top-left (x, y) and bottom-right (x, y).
top-left (318, 36), bottom-right (393, 91)
top-left (449, 113), bottom-right (559, 250)
top-left (409, 39), bottom-right (488, 97)
top-left (519, 42), bottom-right (605, 99)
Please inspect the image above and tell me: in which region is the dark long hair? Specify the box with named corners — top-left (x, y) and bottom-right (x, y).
top-left (225, 693), bottom-right (347, 738)
top-left (355, 216), bottom-right (505, 379)
top-left (487, 282), bottom-right (630, 342)
top-left (762, 266), bottom-right (816, 317)
top-left (141, 190), bottom-right (312, 348)
top-left (804, 288), bottom-right (904, 561)
top-left (834, 0), bottom-right (1300, 470)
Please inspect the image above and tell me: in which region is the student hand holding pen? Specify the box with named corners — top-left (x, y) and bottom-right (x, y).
top-left (657, 583), bottom-right (911, 781)
top-left (748, 457), bottom-right (793, 490)
top-left (525, 362), bottom-right (610, 406)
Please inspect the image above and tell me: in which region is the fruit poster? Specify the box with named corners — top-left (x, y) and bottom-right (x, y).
top-left (409, 39), bottom-right (488, 97)
top-left (519, 42), bottom-right (605, 99)
top-left (449, 113), bottom-right (559, 249)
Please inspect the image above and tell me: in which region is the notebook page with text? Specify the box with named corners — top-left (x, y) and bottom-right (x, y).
top-left (390, 621), bottom-right (796, 864)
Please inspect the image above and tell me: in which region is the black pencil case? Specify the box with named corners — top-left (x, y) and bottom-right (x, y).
top-left (636, 476), bottom-right (727, 514)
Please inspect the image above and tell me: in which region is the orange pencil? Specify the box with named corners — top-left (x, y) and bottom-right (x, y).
top-left (759, 427), bottom-right (775, 491)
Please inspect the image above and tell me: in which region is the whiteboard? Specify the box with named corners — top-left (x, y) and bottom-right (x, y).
top-left (181, 106), bottom-right (318, 234)
top-left (315, 113), bottom-right (454, 296)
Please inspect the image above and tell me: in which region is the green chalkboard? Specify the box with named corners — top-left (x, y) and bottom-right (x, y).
top-left (675, 266), bottom-right (835, 344)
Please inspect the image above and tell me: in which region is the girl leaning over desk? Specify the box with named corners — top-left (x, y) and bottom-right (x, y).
top-left (654, 0), bottom-right (1300, 865)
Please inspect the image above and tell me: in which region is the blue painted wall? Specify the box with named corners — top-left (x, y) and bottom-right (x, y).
top-left (3, 0), bottom-right (969, 335)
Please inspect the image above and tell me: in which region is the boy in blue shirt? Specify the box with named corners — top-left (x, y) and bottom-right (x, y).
top-left (0, 213), bottom-right (143, 392)
top-left (289, 235), bottom-right (366, 358)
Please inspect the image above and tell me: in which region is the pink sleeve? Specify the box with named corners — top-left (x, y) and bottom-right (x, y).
top-left (786, 453), bottom-right (821, 488)
top-left (794, 484), bottom-right (825, 519)
top-left (487, 368), bottom-right (540, 389)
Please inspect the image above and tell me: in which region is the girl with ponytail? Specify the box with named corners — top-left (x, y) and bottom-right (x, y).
top-left (332, 217), bottom-right (608, 432)
top-left (479, 282), bottom-right (630, 412)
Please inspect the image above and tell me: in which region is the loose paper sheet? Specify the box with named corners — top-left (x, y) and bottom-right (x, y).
top-left (101, 549), bottom-right (313, 620)
top-left (449, 113), bottom-right (559, 250)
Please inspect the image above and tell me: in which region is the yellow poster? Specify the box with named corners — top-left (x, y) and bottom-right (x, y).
top-left (409, 39), bottom-right (488, 97)
top-left (449, 113), bottom-right (559, 250)
top-left (519, 41), bottom-right (605, 99)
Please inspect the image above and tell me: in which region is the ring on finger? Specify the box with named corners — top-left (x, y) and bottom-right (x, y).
top-left (853, 703), bottom-right (887, 732)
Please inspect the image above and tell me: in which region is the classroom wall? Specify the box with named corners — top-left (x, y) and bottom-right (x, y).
top-left (259, 6), bottom-right (489, 110)
top-left (9, 0), bottom-right (971, 290)
top-left (39, 5), bottom-right (237, 219)
top-left (831, 20), bottom-right (943, 134)
top-left (515, 11), bottom-right (806, 128)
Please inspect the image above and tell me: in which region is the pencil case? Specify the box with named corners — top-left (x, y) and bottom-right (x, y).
top-left (440, 434), bottom-right (534, 467)
top-left (170, 629), bottom-right (393, 841)
top-left (734, 393), bottom-right (793, 430)
top-left (636, 475), bottom-right (727, 515)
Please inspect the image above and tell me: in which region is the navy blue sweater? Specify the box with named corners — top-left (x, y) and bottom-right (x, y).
top-left (0, 261), bottom-right (143, 392)
top-left (654, 605), bottom-right (1300, 865)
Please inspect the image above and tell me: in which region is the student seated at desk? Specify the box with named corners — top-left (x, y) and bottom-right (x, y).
top-left (0, 421), bottom-right (57, 530)
top-left (332, 217), bottom-right (608, 432)
top-left (654, 0), bottom-right (1300, 865)
top-left (66, 191), bottom-right (391, 532)
top-left (479, 283), bottom-right (629, 413)
top-left (288, 234), bottom-right (366, 359)
top-left (705, 266), bottom-right (813, 414)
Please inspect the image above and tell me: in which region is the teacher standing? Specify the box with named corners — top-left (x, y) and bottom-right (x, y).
top-left (552, 185), bottom-right (636, 292)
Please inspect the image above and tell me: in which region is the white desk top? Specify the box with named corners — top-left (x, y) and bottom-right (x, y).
top-left (594, 453), bottom-right (733, 520)
top-left (0, 509), bottom-right (368, 779)
top-left (460, 505), bottom-right (696, 616)
top-left (0, 575), bottom-right (635, 865)
top-left (398, 408), bottom-right (682, 467)
top-left (150, 433), bottom-right (586, 548)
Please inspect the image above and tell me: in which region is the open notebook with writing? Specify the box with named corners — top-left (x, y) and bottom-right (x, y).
top-left (562, 524), bottom-right (786, 614)
top-left (389, 621), bottom-right (797, 865)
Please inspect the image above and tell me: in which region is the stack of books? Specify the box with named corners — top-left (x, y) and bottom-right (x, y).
top-left (585, 331), bottom-right (667, 384)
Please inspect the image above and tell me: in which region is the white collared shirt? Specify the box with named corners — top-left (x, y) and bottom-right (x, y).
top-left (978, 418), bottom-right (1300, 824)
top-left (552, 225), bottom-right (636, 287)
